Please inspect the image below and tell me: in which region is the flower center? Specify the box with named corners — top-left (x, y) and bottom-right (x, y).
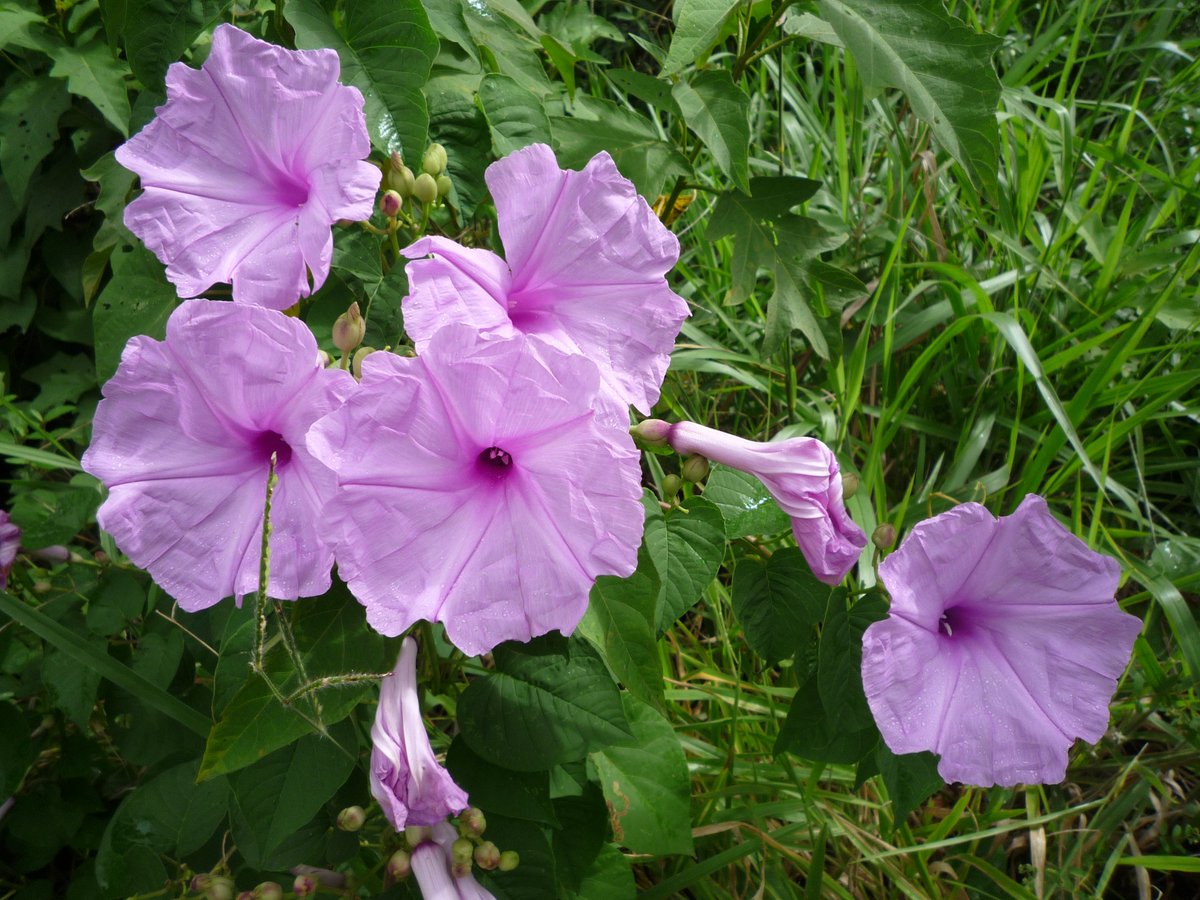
top-left (271, 170), bottom-right (311, 208)
top-left (476, 446), bottom-right (513, 480)
top-left (252, 430), bottom-right (293, 469)
top-left (939, 605), bottom-right (971, 638)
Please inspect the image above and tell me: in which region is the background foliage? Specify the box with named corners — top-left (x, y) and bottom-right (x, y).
top-left (1, 0), bottom-right (1198, 898)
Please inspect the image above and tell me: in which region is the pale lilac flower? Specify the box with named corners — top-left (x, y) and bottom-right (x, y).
top-left (414, 820), bottom-right (496, 900)
top-left (0, 512), bottom-right (19, 591)
top-left (116, 24), bottom-right (380, 309)
top-left (648, 419), bottom-right (866, 584)
top-left (861, 495), bottom-right (1142, 787)
top-left (82, 300), bottom-right (355, 611)
top-left (307, 325), bottom-right (644, 655)
top-left (401, 143), bottom-right (688, 417)
top-left (370, 638), bottom-right (469, 829)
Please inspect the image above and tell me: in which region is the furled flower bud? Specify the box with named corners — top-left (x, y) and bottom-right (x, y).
top-left (872, 523), bottom-right (897, 551)
top-left (386, 849), bottom-right (412, 880)
top-left (436, 174), bottom-right (452, 199)
top-left (332, 302), bottom-right (365, 354)
top-left (498, 850), bottom-right (520, 872)
top-left (205, 877), bottom-right (234, 900)
top-left (386, 164), bottom-right (415, 197)
top-left (336, 805), bottom-right (366, 832)
top-left (451, 860), bottom-right (472, 878)
top-left (473, 841), bottom-right (500, 870)
top-left (405, 824), bottom-right (432, 846)
top-left (379, 190), bottom-right (402, 217)
top-left (237, 893), bottom-right (255, 900)
top-left (680, 454), bottom-right (710, 484)
top-left (451, 837), bottom-right (474, 866)
top-left (631, 418), bottom-right (671, 447)
top-left (253, 883), bottom-right (283, 900)
top-left (841, 471), bottom-right (860, 499)
top-left (389, 151), bottom-right (404, 171)
top-left (413, 172), bottom-right (438, 205)
top-left (421, 143), bottom-right (448, 176)
top-left (460, 807), bottom-right (486, 837)
top-left (291, 874), bottom-right (317, 898)
top-left (189, 874), bottom-right (213, 894)
top-left (351, 346), bottom-right (375, 380)
top-left (661, 474), bottom-right (681, 501)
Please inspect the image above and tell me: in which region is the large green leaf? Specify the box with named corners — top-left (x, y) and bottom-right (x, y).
top-left (478, 73), bottom-right (553, 156)
top-left (228, 722), bottom-right (357, 868)
top-left (457, 634), bottom-right (632, 772)
top-left (0, 75), bottom-right (69, 207)
top-left (425, 73), bottom-right (492, 217)
top-left (578, 544), bottom-right (663, 708)
top-left (121, 0), bottom-right (219, 91)
top-left (198, 589), bottom-right (384, 780)
top-left (817, 589), bottom-right (886, 730)
top-left (672, 70), bottom-right (750, 193)
top-left (731, 548), bottom-right (828, 664)
top-left (662, 0), bottom-right (738, 76)
top-left (287, 0), bottom-right (438, 160)
top-left (774, 671), bottom-right (879, 765)
top-left (92, 242), bottom-right (178, 383)
top-left (700, 464), bottom-right (790, 539)
top-left (590, 695), bottom-right (693, 856)
top-left (48, 39), bottom-right (131, 136)
top-left (875, 745), bottom-right (943, 826)
top-left (817, 0), bottom-right (1001, 193)
top-left (644, 496), bottom-right (726, 631)
top-left (446, 738), bottom-right (558, 826)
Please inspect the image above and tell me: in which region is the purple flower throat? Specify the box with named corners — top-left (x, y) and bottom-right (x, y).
top-left (253, 429), bottom-right (293, 469)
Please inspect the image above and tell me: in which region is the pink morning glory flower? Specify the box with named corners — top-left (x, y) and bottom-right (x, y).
top-left (82, 300), bottom-right (355, 611)
top-left (401, 143), bottom-right (689, 417)
top-left (644, 419), bottom-right (866, 584)
top-left (0, 512), bottom-right (19, 591)
top-left (370, 638), bottom-right (469, 829)
top-left (307, 325), bottom-right (644, 656)
top-left (861, 495), bottom-right (1142, 786)
top-left (116, 24), bottom-right (380, 309)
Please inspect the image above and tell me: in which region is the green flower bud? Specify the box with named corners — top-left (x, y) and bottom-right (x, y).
top-left (452, 861), bottom-right (472, 878)
top-left (351, 346), bottom-right (376, 380)
top-left (379, 190), bottom-right (402, 217)
top-left (841, 471), bottom-right (859, 499)
top-left (436, 174), bottom-right (452, 199)
top-left (336, 804), bottom-right (366, 832)
top-left (332, 302), bottom-right (365, 354)
top-left (661, 474), bottom-right (681, 501)
top-left (405, 824), bottom-right (431, 846)
top-left (386, 164), bottom-right (416, 197)
top-left (237, 893), bottom-right (255, 900)
top-left (292, 874), bottom-right (318, 898)
top-left (631, 419), bottom-right (671, 447)
top-left (421, 142), bottom-right (448, 176)
top-left (872, 523), bottom-right (897, 551)
top-left (680, 454), bottom-right (710, 484)
top-left (474, 841), bottom-right (500, 870)
top-left (205, 877), bottom-right (234, 900)
top-left (387, 849), bottom-right (412, 880)
top-left (389, 151), bottom-right (404, 171)
top-left (461, 807), bottom-right (486, 836)
top-left (253, 883), bottom-right (283, 900)
top-left (451, 837), bottom-right (474, 866)
top-left (498, 850), bottom-right (520, 872)
top-left (413, 172), bottom-right (438, 205)
top-left (190, 874), bottom-right (213, 893)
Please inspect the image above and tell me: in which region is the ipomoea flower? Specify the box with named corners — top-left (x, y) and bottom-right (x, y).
top-left (0, 512), bottom-right (19, 591)
top-left (307, 325), bottom-right (644, 655)
top-left (116, 24), bottom-right (380, 309)
top-left (370, 638), bottom-right (469, 829)
top-left (401, 143), bottom-right (688, 417)
top-left (861, 495), bottom-right (1142, 786)
top-left (645, 419), bottom-right (866, 584)
top-left (82, 300), bottom-right (354, 610)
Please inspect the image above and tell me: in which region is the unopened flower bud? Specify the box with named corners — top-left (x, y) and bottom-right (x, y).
top-left (498, 850), bottom-right (520, 872)
top-left (333, 302), bottom-right (365, 354)
top-left (631, 418), bottom-right (672, 447)
top-left (681, 454), bottom-right (710, 483)
top-left (206, 877), bottom-right (234, 900)
top-left (841, 471), bottom-right (859, 499)
top-left (474, 841), bottom-right (500, 870)
top-left (451, 837), bottom-right (474, 866)
top-left (436, 174), bottom-right (452, 199)
top-left (389, 151), bottom-right (404, 171)
top-left (336, 804), bottom-right (366, 832)
top-left (292, 874), bottom-right (318, 898)
top-left (661, 474), bottom-right (681, 500)
top-left (379, 190), bottom-right (402, 217)
top-left (413, 172), bottom-right (438, 205)
top-left (386, 849), bottom-right (412, 880)
top-left (30, 545), bottom-right (69, 564)
top-left (351, 346), bottom-right (375, 380)
top-left (421, 142), bottom-right (448, 176)
top-left (452, 861), bottom-right (472, 878)
top-left (386, 164), bottom-right (415, 197)
top-left (461, 807), bottom-right (486, 836)
top-left (190, 874), bottom-right (213, 893)
top-left (405, 824), bottom-right (432, 846)
top-left (237, 893), bottom-right (255, 900)
top-left (872, 523), bottom-right (897, 551)
top-left (253, 883), bottom-right (283, 900)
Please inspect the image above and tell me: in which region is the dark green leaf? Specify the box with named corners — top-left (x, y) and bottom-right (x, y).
top-left (478, 73), bottom-right (553, 156)
top-left (732, 547), bottom-right (828, 664)
top-left (425, 73), bottom-right (492, 217)
top-left (606, 69), bottom-right (680, 115)
top-left (287, 0), bottom-right (438, 160)
top-left (43, 644), bottom-right (102, 727)
top-left (644, 496), bottom-right (726, 630)
top-left (567, 844), bottom-right (636, 899)
top-left (476, 814), bottom-right (557, 900)
top-left (551, 785), bottom-right (607, 892)
top-left (121, 0), bottom-right (219, 90)
top-left (93, 242), bottom-right (178, 382)
top-left (817, 589), bottom-right (880, 730)
top-left (446, 738), bottom-right (559, 826)
top-left (774, 671), bottom-right (879, 764)
top-left (0, 700), bottom-right (34, 796)
top-left (8, 483), bottom-right (97, 548)
top-left (0, 76), bottom-right (70, 207)
top-left (0, 4), bottom-right (44, 53)
top-left (590, 695), bottom-right (692, 856)
top-left (672, 70), bottom-right (750, 192)
top-left (48, 39), bottom-right (131, 136)
top-left (578, 544), bottom-right (663, 708)
top-left (817, 0), bottom-right (1002, 193)
top-left (876, 745), bottom-right (943, 825)
top-left (662, 0), bottom-right (738, 76)
top-left (701, 464), bottom-right (790, 539)
top-left (457, 634), bottom-right (632, 772)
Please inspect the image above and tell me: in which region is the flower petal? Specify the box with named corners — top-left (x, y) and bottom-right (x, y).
top-left (401, 237), bottom-right (514, 349)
